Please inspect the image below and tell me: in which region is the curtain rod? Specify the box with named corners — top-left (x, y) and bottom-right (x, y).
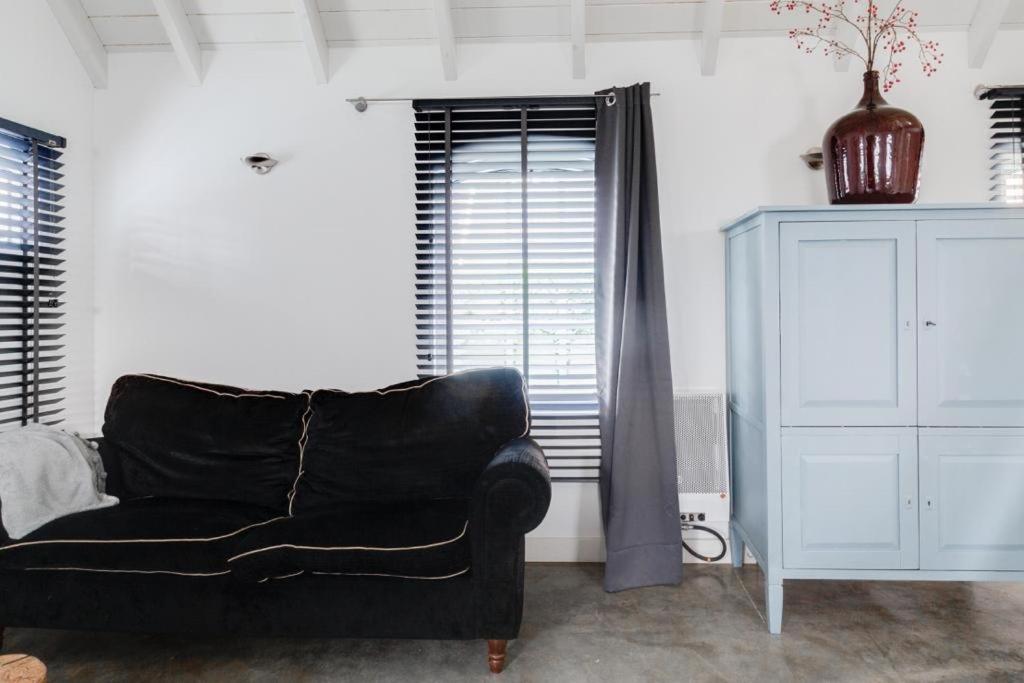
top-left (346, 92), bottom-right (661, 112)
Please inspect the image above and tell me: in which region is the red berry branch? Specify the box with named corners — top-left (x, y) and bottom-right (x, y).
top-left (769, 0), bottom-right (943, 91)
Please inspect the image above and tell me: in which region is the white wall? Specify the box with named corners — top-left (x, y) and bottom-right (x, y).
top-left (0, 1), bottom-right (95, 432)
top-left (91, 31), bottom-right (1024, 560)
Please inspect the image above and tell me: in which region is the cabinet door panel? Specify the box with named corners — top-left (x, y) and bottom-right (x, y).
top-left (920, 432), bottom-right (1024, 571)
top-left (782, 429), bottom-right (918, 569)
top-left (918, 220), bottom-right (1024, 426)
top-left (780, 222), bottom-right (917, 426)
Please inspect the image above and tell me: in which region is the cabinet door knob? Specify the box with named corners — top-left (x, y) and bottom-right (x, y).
top-left (924, 320), bottom-right (937, 327)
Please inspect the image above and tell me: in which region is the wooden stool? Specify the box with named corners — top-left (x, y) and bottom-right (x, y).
top-left (0, 655), bottom-right (46, 683)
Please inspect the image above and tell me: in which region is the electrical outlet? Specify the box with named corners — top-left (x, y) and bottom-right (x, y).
top-left (678, 494), bottom-right (730, 523)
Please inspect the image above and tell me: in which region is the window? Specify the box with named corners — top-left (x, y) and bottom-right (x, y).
top-left (0, 118), bottom-right (67, 427)
top-left (980, 87), bottom-right (1023, 204)
top-left (413, 97), bottom-right (600, 481)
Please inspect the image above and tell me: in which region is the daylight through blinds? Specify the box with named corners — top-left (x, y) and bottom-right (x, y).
top-left (413, 97), bottom-right (600, 482)
top-left (0, 118), bottom-right (67, 426)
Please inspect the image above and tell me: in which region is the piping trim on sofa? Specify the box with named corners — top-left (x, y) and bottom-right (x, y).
top-left (322, 368), bottom-right (531, 437)
top-left (133, 374), bottom-right (290, 400)
top-left (256, 570), bottom-right (306, 583)
top-left (311, 567), bottom-right (471, 580)
top-left (517, 370), bottom-right (530, 437)
top-left (254, 567), bottom-right (471, 582)
top-left (22, 567), bottom-right (231, 577)
top-left (286, 391), bottom-right (314, 516)
top-left (0, 515), bottom-right (288, 551)
top-left (371, 369), bottom-right (491, 395)
top-left (227, 521), bottom-right (469, 563)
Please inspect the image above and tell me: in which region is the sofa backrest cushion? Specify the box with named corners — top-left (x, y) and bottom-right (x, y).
top-left (102, 374), bottom-right (310, 512)
top-left (291, 368), bottom-right (529, 513)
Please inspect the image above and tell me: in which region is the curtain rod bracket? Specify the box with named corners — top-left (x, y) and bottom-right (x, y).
top-left (352, 97), bottom-right (368, 113)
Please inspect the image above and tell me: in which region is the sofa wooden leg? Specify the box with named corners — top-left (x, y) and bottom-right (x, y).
top-left (487, 639), bottom-right (507, 673)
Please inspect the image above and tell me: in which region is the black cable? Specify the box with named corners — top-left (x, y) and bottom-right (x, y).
top-left (680, 518), bottom-right (728, 563)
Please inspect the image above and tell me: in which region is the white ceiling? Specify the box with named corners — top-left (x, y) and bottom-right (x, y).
top-left (40, 0), bottom-right (1024, 89)
top-left (79, 0), bottom-right (1024, 50)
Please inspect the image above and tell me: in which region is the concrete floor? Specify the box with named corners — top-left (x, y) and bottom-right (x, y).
top-left (5, 563), bottom-right (1024, 682)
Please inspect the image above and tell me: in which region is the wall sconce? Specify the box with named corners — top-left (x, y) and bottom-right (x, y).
top-left (801, 147), bottom-right (824, 171)
top-left (242, 153), bottom-right (278, 175)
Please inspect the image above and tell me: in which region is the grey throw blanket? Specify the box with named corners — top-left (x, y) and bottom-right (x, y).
top-left (0, 424), bottom-right (118, 539)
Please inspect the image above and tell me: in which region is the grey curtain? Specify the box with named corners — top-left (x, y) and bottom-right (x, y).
top-left (594, 83), bottom-right (682, 592)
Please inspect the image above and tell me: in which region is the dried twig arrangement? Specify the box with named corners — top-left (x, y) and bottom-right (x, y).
top-left (770, 0), bottom-right (943, 91)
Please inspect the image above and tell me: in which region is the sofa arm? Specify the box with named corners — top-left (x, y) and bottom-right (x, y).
top-left (471, 437), bottom-right (551, 537)
top-left (470, 438), bottom-right (551, 638)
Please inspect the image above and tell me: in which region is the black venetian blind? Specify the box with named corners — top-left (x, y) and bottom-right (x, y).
top-left (980, 86), bottom-right (1024, 204)
top-left (0, 118), bottom-right (67, 426)
top-left (413, 97), bottom-right (600, 481)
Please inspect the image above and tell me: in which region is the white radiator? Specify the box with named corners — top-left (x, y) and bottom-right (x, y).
top-left (673, 391), bottom-right (730, 561)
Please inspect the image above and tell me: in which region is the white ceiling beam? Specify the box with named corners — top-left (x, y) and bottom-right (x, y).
top-left (433, 0), bottom-right (457, 81)
top-left (571, 0), bottom-right (586, 80)
top-left (44, 0), bottom-right (108, 89)
top-left (833, 19), bottom-right (858, 72)
top-left (968, 0), bottom-right (1012, 69)
top-left (152, 0), bottom-right (203, 85)
top-left (700, 0), bottom-right (725, 76)
top-left (292, 0), bottom-right (330, 84)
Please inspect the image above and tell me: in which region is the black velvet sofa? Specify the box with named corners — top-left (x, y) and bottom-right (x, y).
top-left (0, 368), bottom-right (550, 673)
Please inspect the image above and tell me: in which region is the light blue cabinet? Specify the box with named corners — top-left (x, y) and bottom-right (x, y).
top-left (782, 429), bottom-right (918, 570)
top-left (920, 430), bottom-right (1024, 571)
top-left (724, 205), bottom-right (1024, 635)
top-left (780, 222), bottom-right (917, 426)
top-left (917, 221), bottom-right (1024, 427)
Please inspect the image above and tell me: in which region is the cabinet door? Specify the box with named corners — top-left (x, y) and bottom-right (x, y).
top-left (920, 432), bottom-right (1024, 571)
top-left (782, 429), bottom-right (918, 569)
top-left (780, 222), bottom-right (917, 426)
top-left (918, 220), bottom-right (1024, 427)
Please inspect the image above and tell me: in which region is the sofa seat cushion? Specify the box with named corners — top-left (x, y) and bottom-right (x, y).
top-left (292, 367), bottom-right (529, 513)
top-left (227, 499), bottom-right (470, 583)
top-left (0, 498), bottom-right (282, 576)
top-left (102, 374), bottom-right (310, 512)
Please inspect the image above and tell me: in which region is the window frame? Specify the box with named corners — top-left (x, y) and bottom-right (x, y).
top-left (0, 116), bottom-right (68, 427)
top-left (412, 97), bottom-right (601, 482)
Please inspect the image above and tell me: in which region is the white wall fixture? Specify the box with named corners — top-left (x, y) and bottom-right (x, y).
top-left (801, 147), bottom-right (824, 170)
top-left (242, 153), bottom-right (278, 175)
